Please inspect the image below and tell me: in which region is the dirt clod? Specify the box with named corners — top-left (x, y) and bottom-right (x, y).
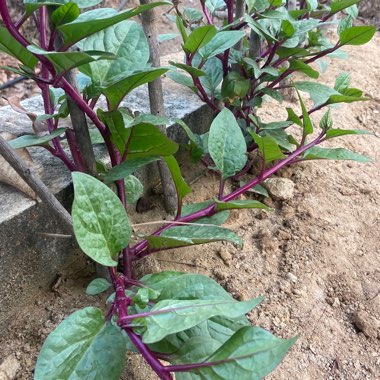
top-left (217, 247), bottom-right (232, 266)
top-left (0, 355), bottom-right (20, 380)
top-left (353, 311), bottom-right (380, 338)
top-left (263, 177), bottom-right (295, 200)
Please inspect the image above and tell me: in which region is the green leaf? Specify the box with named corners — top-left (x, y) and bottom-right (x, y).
top-left (221, 72), bottom-right (250, 100)
top-left (184, 25), bottom-right (217, 54)
top-left (176, 15), bottom-right (188, 43)
top-left (51, 2), bottom-right (80, 27)
top-left (147, 224), bottom-right (242, 250)
top-left (281, 20), bottom-right (295, 38)
top-left (317, 111), bottom-right (331, 132)
top-left (58, 3), bottom-right (169, 46)
top-left (339, 26), bottom-right (376, 46)
top-left (329, 0), bottom-right (362, 15)
top-left (208, 108), bottom-right (247, 179)
top-left (140, 271), bottom-right (187, 292)
top-left (276, 46), bottom-right (309, 59)
top-left (345, 3), bottom-right (359, 18)
top-left (124, 175), bottom-right (144, 204)
top-left (341, 87), bottom-right (363, 97)
top-left (296, 89), bottom-right (313, 137)
top-left (134, 297), bottom-right (262, 343)
top-left (184, 7), bottom-right (204, 22)
top-left (286, 107), bottom-right (302, 127)
top-left (167, 71), bottom-right (197, 92)
top-left (104, 157), bottom-right (160, 182)
top-left (103, 67), bottom-right (168, 110)
top-left (149, 314), bottom-right (250, 356)
top-left (98, 109), bottom-right (129, 155)
top-left (77, 21), bottom-right (149, 87)
top-left (24, 0), bottom-right (101, 14)
top-left (205, 0), bottom-right (225, 13)
top-left (34, 307), bottom-right (125, 380)
top-left (176, 119), bottom-right (205, 162)
top-left (8, 129), bottom-right (66, 149)
top-left (261, 88), bottom-right (283, 103)
top-left (306, 0), bottom-right (318, 10)
top-left (246, 16), bottom-right (277, 42)
top-left (193, 326), bottom-right (297, 379)
top-left (289, 59), bottom-right (319, 79)
top-left (292, 19), bottom-right (322, 38)
top-left (157, 273), bottom-right (234, 301)
top-left (294, 81), bottom-right (338, 107)
top-left (199, 31), bottom-right (245, 59)
top-left (0, 27), bottom-right (38, 69)
top-left (261, 129), bottom-right (294, 151)
top-left (126, 123), bottom-right (178, 159)
top-left (181, 201), bottom-right (229, 226)
top-left (303, 146), bottom-right (371, 162)
top-left (243, 58), bottom-right (262, 79)
top-left (244, 184), bottom-right (269, 197)
top-left (169, 62), bottom-right (206, 78)
top-left (250, 132), bottom-right (285, 163)
top-left (130, 114), bottom-right (169, 127)
top-left (260, 121), bottom-right (293, 130)
top-left (0, 65), bottom-right (33, 78)
top-left (325, 129), bottom-right (372, 139)
top-left (133, 287), bottom-right (160, 308)
top-left (27, 45), bottom-right (115, 74)
top-left (215, 199), bottom-right (272, 211)
top-left (164, 155), bottom-right (191, 205)
top-left (89, 128), bottom-right (105, 145)
top-left (196, 56), bottom-right (223, 94)
top-left (171, 336), bottom-right (221, 366)
top-left (338, 15), bottom-right (353, 35)
top-left (334, 72), bottom-right (350, 93)
top-left (86, 278), bottom-right (112, 295)
top-left (72, 172), bottom-right (132, 266)
top-left (326, 93), bottom-right (369, 105)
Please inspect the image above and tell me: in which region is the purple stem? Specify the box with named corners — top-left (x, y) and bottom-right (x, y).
top-left (37, 8), bottom-right (76, 170)
top-left (125, 330), bottom-right (173, 380)
top-left (40, 7), bottom-right (47, 48)
top-left (200, 0), bottom-right (212, 24)
top-left (221, 0), bottom-right (234, 76)
top-left (59, 78), bottom-right (106, 135)
top-left (115, 274), bottom-right (129, 322)
top-left (15, 12), bottom-right (28, 29)
top-left (186, 54), bottom-right (219, 112)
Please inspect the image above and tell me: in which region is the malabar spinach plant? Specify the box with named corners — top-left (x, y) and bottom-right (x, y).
top-left (0, 0), bottom-right (375, 379)
top-left (169, 0), bottom-right (375, 174)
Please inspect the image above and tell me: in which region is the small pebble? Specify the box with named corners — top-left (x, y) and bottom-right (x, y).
top-left (287, 272), bottom-right (298, 283)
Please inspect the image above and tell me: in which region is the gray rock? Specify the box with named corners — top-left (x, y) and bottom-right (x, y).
top-left (263, 177), bottom-right (295, 201)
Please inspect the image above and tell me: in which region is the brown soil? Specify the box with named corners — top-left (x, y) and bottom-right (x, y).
top-left (1, 9), bottom-right (380, 380)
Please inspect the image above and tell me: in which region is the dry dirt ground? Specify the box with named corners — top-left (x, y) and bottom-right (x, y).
top-left (0, 14), bottom-right (380, 380)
